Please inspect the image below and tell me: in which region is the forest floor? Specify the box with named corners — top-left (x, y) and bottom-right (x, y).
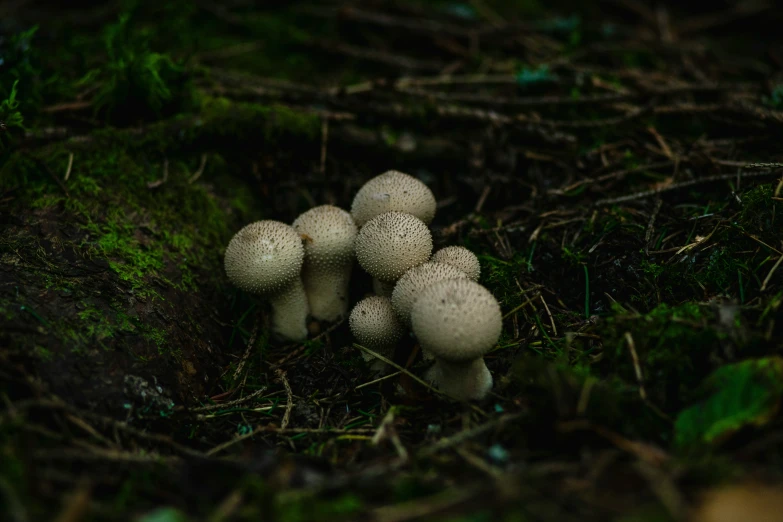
top-left (2, 1), bottom-right (783, 521)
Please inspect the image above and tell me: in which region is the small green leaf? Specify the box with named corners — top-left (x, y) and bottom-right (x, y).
top-left (674, 356), bottom-right (783, 449)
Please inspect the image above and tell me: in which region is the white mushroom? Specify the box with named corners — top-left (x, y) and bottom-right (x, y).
top-left (391, 262), bottom-right (468, 327)
top-left (224, 220), bottom-right (309, 342)
top-left (411, 279), bottom-right (502, 401)
top-left (391, 261), bottom-right (469, 360)
top-left (431, 246), bottom-right (481, 282)
top-left (349, 296), bottom-right (406, 373)
top-left (351, 170), bottom-right (437, 227)
top-left (355, 211), bottom-right (433, 294)
top-left (292, 205), bottom-right (357, 322)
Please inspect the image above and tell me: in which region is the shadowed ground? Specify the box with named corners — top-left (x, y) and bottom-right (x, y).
top-left (1, 1), bottom-right (783, 521)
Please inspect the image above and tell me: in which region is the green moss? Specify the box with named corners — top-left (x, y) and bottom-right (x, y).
top-left (0, 81), bottom-right (24, 151)
top-left (140, 326), bottom-right (169, 351)
top-left (642, 217), bottom-right (778, 305)
top-left (192, 96), bottom-right (321, 143)
top-left (275, 492), bottom-right (363, 522)
top-left (112, 310), bottom-right (172, 356)
top-left (5, 131), bottom-right (247, 299)
top-left (78, 12), bottom-right (196, 125)
top-left (596, 302), bottom-right (722, 413)
top-left (561, 245), bottom-right (586, 266)
top-left (72, 305), bottom-right (135, 350)
top-left (33, 345), bottom-right (54, 361)
top-left (511, 354), bottom-right (628, 422)
top-left (737, 184), bottom-right (775, 232)
top-left (0, 27), bottom-right (40, 125)
top-left (640, 259), bottom-right (665, 280)
top-left (0, 150), bottom-right (43, 192)
top-left (2, 114), bottom-right (265, 359)
top-left (477, 253), bottom-right (527, 309)
top-left (84, 220), bottom-right (165, 297)
top-left (696, 247), bottom-right (744, 294)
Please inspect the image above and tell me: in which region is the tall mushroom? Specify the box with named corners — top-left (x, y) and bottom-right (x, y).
top-left (224, 220), bottom-right (309, 342)
top-left (431, 246), bottom-right (481, 282)
top-left (411, 279), bottom-right (502, 401)
top-left (355, 211), bottom-right (433, 297)
top-left (349, 296), bottom-right (406, 373)
top-left (351, 170), bottom-right (437, 227)
top-left (292, 205), bottom-right (357, 322)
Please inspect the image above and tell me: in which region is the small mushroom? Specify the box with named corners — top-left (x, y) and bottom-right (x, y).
top-left (292, 205), bottom-right (358, 322)
top-left (411, 279), bottom-right (502, 401)
top-left (349, 296), bottom-right (406, 373)
top-left (355, 211), bottom-right (433, 295)
top-left (431, 246), bottom-right (481, 282)
top-left (224, 220), bottom-right (309, 342)
top-left (351, 170), bottom-right (437, 227)
top-left (391, 262), bottom-right (469, 360)
top-left (391, 262), bottom-right (468, 327)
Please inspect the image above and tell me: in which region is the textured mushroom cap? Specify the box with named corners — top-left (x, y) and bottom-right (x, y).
top-left (411, 279), bottom-right (502, 363)
top-left (391, 262), bottom-right (468, 326)
top-left (431, 246), bottom-right (481, 282)
top-left (292, 205), bottom-right (357, 269)
top-left (349, 296), bottom-right (406, 348)
top-left (355, 211), bottom-right (433, 283)
top-left (351, 170), bottom-right (437, 227)
top-left (224, 221), bottom-right (304, 296)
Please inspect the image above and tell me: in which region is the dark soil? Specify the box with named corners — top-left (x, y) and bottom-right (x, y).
top-left (2, 1), bottom-right (783, 521)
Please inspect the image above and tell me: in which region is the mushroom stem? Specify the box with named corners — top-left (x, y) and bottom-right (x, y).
top-left (425, 358), bottom-right (493, 401)
top-left (293, 205), bottom-right (357, 323)
top-left (372, 278), bottom-right (395, 297)
top-left (303, 264), bottom-right (352, 322)
top-left (361, 348), bottom-right (395, 374)
top-left (268, 278), bottom-right (309, 342)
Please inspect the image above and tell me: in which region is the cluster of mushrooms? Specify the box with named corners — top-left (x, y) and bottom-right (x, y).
top-left (224, 171), bottom-right (502, 401)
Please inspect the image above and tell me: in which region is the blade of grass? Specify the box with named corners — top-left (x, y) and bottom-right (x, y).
top-left (583, 264), bottom-right (590, 319)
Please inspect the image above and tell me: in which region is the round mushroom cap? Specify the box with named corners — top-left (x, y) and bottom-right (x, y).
top-left (411, 279), bottom-right (502, 363)
top-left (293, 205), bottom-right (357, 269)
top-left (431, 246), bottom-right (481, 282)
top-left (349, 296), bottom-right (406, 348)
top-left (355, 211), bottom-right (433, 283)
top-left (224, 220), bottom-right (304, 296)
top-left (391, 262), bottom-right (469, 326)
top-left (351, 170), bottom-right (437, 227)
